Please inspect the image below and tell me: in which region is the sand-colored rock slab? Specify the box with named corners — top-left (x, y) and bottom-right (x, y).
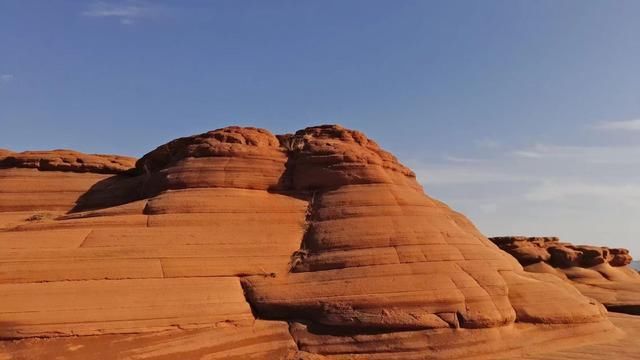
top-left (0, 228), bottom-right (91, 249)
top-left (0, 314), bottom-right (636, 360)
top-left (0, 320), bottom-right (296, 360)
top-left (491, 236), bottom-right (640, 314)
top-left (0, 277), bottom-right (253, 338)
top-left (513, 313), bottom-right (640, 360)
top-left (0, 258), bottom-right (163, 283)
top-left (11, 214), bottom-right (150, 231)
top-left (291, 317), bottom-right (619, 359)
top-left (0, 212), bottom-right (60, 230)
top-left (0, 169), bottom-right (112, 212)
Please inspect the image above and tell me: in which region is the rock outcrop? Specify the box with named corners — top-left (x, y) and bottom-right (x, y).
top-left (0, 149), bottom-right (135, 174)
top-left (0, 149), bottom-right (136, 213)
top-left (0, 126), bottom-right (620, 359)
top-left (491, 236), bottom-right (640, 315)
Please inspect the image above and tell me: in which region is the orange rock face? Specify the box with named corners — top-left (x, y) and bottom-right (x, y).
top-left (491, 236), bottom-right (640, 315)
top-left (136, 126), bottom-right (288, 192)
top-left (0, 149), bottom-right (135, 174)
top-left (0, 126), bottom-right (621, 359)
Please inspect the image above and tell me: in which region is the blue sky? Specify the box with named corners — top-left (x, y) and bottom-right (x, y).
top-left (1, 1), bottom-right (640, 255)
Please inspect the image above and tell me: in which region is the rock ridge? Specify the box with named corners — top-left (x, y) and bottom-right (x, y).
top-left (491, 236), bottom-right (633, 268)
top-left (0, 149), bottom-right (136, 174)
top-left (491, 236), bottom-right (640, 315)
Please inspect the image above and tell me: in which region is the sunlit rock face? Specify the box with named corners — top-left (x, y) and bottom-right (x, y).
top-left (0, 149), bottom-right (135, 174)
top-left (0, 149), bottom-right (136, 213)
top-left (492, 236), bottom-right (640, 315)
top-left (135, 126), bottom-right (289, 192)
top-left (0, 126), bottom-right (617, 359)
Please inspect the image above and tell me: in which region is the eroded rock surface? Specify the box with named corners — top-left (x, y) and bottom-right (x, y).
top-left (491, 236), bottom-right (640, 315)
top-left (0, 149), bottom-right (135, 174)
top-left (0, 126), bottom-right (621, 359)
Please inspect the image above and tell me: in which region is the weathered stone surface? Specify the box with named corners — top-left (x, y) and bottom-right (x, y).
top-left (491, 236), bottom-right (640, 315)
top-left (0, 320), bottom-right (297, 360)
top-left (135, 126), bottom-right (288, 192)
top-left (0, 149), bottom-right (137, 213)
top-left (0, 149), bottom-right (135, 174)
top-left (0, 125), bottom-right (624, 359)
top-left (501, 313), bottom-right (640, 360)
top-left (279, 125), bottom-right (419, 190)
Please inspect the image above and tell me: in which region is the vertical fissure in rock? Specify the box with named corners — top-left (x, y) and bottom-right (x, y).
top-left (456, 312), bottom-right (467, 328)
top-left (239, 277), bottom-right (261, 320)
top-left (290, 190), bottom-right (320, 272)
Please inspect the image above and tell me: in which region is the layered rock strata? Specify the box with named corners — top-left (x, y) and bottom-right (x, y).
top-left (491, 236), bottom-right (640, 315)
top-left (0, 149), bottom-right (136, 213)
top-left (0, 149), bottom-right (135, 174)
top-left (0, 126), bottom-right (619, 359)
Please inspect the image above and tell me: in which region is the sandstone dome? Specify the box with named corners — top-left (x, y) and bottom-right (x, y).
top-left (0, 125), bottom-right (619, 359)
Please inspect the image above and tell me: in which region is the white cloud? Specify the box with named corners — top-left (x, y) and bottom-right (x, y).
top-left (0, 74), bottom-right (13, 83)
top-left (414, 165), bottom-right (533, 185)
top-left (512, 143), bottom-right (640, 164)
top-left (524, 181), bottom-right (640, 203)
top-left (412, 140), bottom-right (640, 256)
top-left (512, 150), bottom-right (542, 158)
top-left (443, 155), bottom-right (484, 163)
top-left (592, 118), bottom-right (640, 131)
top-left (81, 1), bottom-right (167, 24)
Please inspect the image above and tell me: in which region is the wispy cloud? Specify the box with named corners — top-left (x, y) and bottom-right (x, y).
top-left (81, 1), bottom-right (167, 24)
top-left (414, 164), bottom-right (533, 185)
top-left (443, 155), bottom-right (484, 163)
top-left (592, 118), bottom-right (640, 131)
top-left (412, 139), bottom-right (640, 255)
top-left (524, 181), bottom-right (640, 203)
top-left (512, 143), bottom-right (640, 164)
top-left (512, 150), bottom-right (542, 159)
top-left (0, 74), bottom-right (14, 83)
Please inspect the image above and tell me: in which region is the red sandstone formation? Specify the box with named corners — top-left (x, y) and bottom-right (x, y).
top-left (0, 149), bottom-right (135, 174)
top-left (0, 126), bottom-right (627, 359)
top-left (0, 149), bottom-right (136, 213)
top-left (491, 236), bottom-right (640, 315)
